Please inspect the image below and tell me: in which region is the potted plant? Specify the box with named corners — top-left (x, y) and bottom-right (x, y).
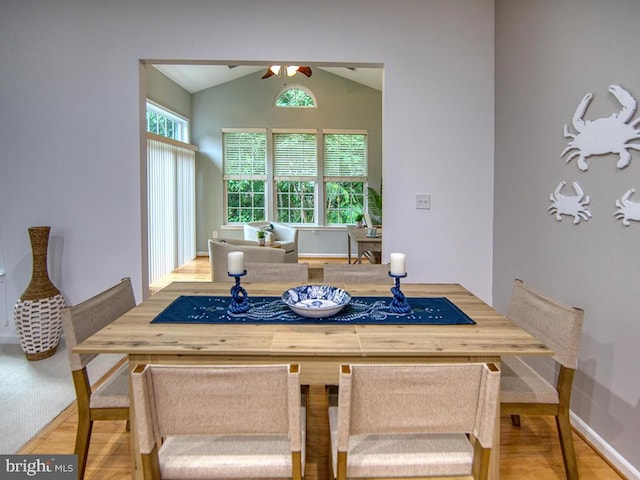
top-left (367, 186), bottom-right (382, 226)
top-left (355, 213), bottom-right (364, 228)
top-left (256, 229), bottom-right (266, 246)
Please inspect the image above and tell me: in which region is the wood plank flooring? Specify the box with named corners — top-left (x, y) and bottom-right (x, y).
top-left (18, 256), bottom-right (625, 480)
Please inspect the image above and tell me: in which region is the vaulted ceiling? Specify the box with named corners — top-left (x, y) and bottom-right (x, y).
top-left (151, 63), bottom-right (383, 93)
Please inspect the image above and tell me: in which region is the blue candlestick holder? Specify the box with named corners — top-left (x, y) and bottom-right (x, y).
top-left (388, 272), bottom-right (412, 314)
top-left (228, 270), bottom-right (250, 314)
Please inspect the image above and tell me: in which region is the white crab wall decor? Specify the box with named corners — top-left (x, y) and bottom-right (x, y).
top-left (548, 181), bottom-right (592, 224)
top-left (614, 188), bottom-right (640, 226)
top-left (562, 84), bottom-right (640, 171)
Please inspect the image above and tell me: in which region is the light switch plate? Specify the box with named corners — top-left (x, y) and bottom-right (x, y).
top-left (416, 194), bottom-right (431, 210)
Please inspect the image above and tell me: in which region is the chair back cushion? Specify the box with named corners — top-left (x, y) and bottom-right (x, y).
top-left (61, 277), bottom-right (136, 370)
top-left (244, 222), bottom-right (298, 244)
top-left (508, 279), bottom-right (584, 369)
top-left (243, 223), bottom-right (275, 242)
top-left (337, 363), bottom-right (500, 450)
top-left (271, 223), bottom-right (298, 243)
top-left (132, 364), bottom-right (301, 453)
top-left (323, 264), bottom-right (392, 284)
top-left (244, 262), bottom-right (309, 283)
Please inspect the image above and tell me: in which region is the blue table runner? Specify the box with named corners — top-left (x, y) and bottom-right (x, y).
top-left (151, 295), bottom-right (475, 326)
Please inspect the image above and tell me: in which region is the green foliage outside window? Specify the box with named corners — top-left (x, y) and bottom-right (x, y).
top-left (276, 181), bottom-right (315, 223)
top-left (367, 186), bottom-right (382, 225)
top-left (226, 180), bottom-right (266, 223)
top-left (147, 109), bottom-right (184, 141)
top-left (276, 88), bottom-right (315, 107)
top-left (325, 181), bottom-right (365, 224)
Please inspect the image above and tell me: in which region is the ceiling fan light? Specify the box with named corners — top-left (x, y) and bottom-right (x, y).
top-left (262, 64), bottom-right (312, 80)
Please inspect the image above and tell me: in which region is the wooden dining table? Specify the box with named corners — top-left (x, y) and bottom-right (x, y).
top-left (73, 281), bottom-right (552, 480)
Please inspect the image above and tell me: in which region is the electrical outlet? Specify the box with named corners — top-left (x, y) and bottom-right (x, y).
top-left (416, 194), bottom-right (431, 210)
top-left (212, 231), bottom-right (218, 239)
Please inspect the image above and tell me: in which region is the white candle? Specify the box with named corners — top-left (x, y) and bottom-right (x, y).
top-left (227, 251), bottom-right (244, 275)
top-left (389, 253), bottom-right (406, 276)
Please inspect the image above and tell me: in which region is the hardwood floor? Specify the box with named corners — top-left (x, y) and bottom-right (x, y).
top-left (18, 256), bottom-right (625, 480)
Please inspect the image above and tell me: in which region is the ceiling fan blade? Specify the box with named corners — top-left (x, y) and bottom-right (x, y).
top-left (261, 68), bottom-right (275, 79)
top-left (298, 66), bottom-right (312, 77)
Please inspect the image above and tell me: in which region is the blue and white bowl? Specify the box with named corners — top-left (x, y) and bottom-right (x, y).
top-left (281, 285), bottom-right (351, 318)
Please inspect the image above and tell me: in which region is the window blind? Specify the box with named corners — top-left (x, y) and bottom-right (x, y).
top-left (324, 133), bottom-right (367, 178)
top-left (274, 132), bottom-right (317, 180)
top-left (147, 136), bottom-right (195, 285)
top-left (223, 131), bottom-right (267, 179)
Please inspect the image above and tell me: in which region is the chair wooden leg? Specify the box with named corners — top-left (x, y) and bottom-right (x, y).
top-left (472, 442), bottom-right (491, 480)
top-left (511, 414), bottom-right (521, 426)
top-left (75, 415), bottom-right (92, 480)
top-left (141, 448), bottom-right (161, 480)
top-left (336, 451), bottom-right (348, 480)
top-left (556, 411), bottom-right (579, 480)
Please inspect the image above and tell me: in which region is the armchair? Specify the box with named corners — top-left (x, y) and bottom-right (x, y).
top-left (208, 238), bottom-right (285, 282)
top-left (243, 222), bottom-right (299, 263)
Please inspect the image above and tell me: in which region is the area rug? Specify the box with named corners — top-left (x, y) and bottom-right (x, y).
top-left (0, 340), bottom-right (122, 453)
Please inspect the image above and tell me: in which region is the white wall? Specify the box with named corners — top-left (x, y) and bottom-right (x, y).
top-left (494, 0), bottom-right (640, 475)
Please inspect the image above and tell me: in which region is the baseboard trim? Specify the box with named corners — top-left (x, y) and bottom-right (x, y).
top-left (572, 411), bottom-right (640, 479)
top-left (0, 333), bottom-right (19, 344)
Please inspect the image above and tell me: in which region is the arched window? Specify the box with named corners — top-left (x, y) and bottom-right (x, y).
top-left (275, 86), bottom-right (317, 108)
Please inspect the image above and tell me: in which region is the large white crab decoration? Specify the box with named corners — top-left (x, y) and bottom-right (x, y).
top-left (614, 188), bottom-right (640, 226)
top-left (562, 84), bottom-right (640, 171)
top-left (548, 181), bottom-right (592, 224)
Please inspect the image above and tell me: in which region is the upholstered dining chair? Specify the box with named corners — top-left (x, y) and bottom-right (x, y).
top-left (328, 363), bottom-right (500, 480)
top-left (60, 277), bottom-right (136, 479)
top-left (500, 279), bottom-right (584, 480)
top-left (131, 363), bottom-right (307, 480)
top-left (244, 262), bottom-right (309, 283)
top-left (322, 263), bottom-right (391, 284)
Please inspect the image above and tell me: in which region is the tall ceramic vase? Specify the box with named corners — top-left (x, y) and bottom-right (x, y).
top-left (14, 226), bottom-right (66, 361)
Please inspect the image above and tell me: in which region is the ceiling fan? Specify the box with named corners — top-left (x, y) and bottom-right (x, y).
top-left (261, 65), bottom-right (312, 79)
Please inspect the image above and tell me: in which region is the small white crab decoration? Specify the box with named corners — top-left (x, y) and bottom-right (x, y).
top-left (614, 188), bottom-right (640, 226)
top-left (562, 84), bottom-right (640, 171)
top-left (548, 181), bottom-right (592, 224)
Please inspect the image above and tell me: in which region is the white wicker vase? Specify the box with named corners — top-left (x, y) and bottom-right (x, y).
top-left (14, 226), bottom-right (65, 361)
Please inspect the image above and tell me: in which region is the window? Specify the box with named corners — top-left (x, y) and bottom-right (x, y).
top-left (324, 132), bottom-right (368, 224)
top-left (146, 101), bottom-right (189, 142)
top-left (273, 131), bottom-right (317, 223)
top-left (223, 130), bottom-right (267, 223)
top-left (275, 86), bottom-right (317, 108)
top-left (223, 128), bottom-right (368, 226)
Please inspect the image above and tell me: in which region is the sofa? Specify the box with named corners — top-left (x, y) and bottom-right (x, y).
top-left (243, 222), bottom-right (299, 263)
top-left (208, 238), bottom-right (286, 282)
